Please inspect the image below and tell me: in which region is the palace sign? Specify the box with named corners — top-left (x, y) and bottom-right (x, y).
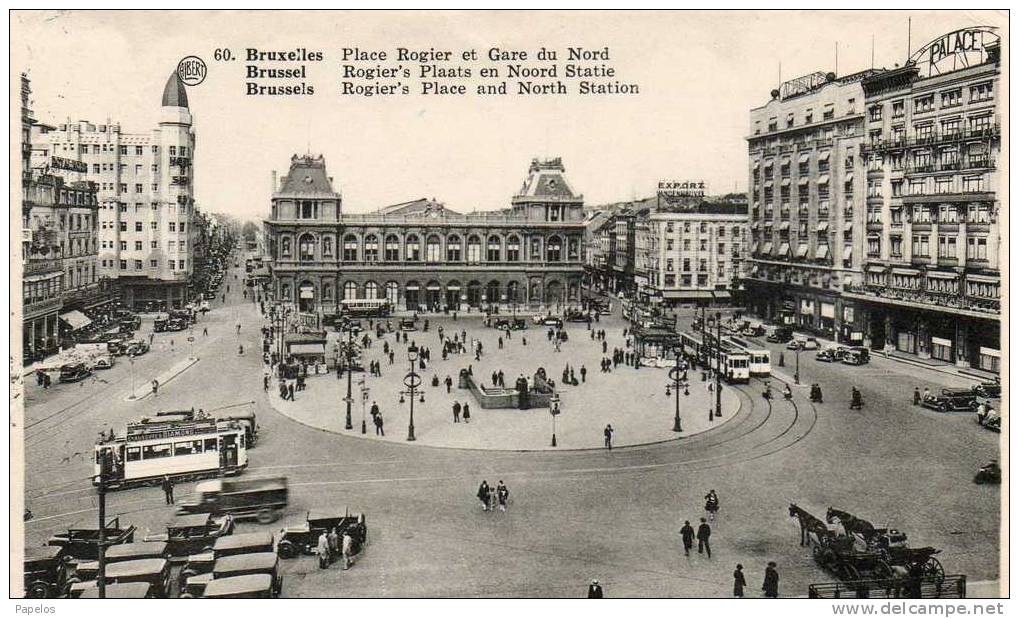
top-left (910, 27), bottom-right (999, 78)
top-left (658, 180), bottom-right (707, 198)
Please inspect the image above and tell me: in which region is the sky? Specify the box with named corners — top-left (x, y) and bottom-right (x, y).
top-left (12, 10), bottom-right (1006, 221)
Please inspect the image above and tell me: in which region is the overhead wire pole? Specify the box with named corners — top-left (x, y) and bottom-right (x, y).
top-left (715, 311), bottom-right (723, 418)
top-left (96, 450), bottom-right (109, 598)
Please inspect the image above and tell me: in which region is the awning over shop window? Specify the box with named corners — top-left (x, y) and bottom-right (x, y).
top-left (753, 160), bottom-right (760, 169)
top-left (892, 268), bottom-right (919, 276)
top-left (764, 180), bottom-right (773, 188)
top-left (980, 347), bottom-right (1000, 358)
top-left (662, 290), bottom-right (715, 300)
top-left (59, 310), bottom-right (92, 330)
top-left (405, 283), bottom-right (420, 290)
top-left (967, 274), bottom-right (999, 284)
top-left (817, 174), bottom-right (830, 185)
top-left (843, 246), bottom-right (853, 260)
top-left (290, 343), bottom-right (326, 355)
top-left (751, 221), bottom-right (760, 230)
top-left (815, 244), bottom-right (830, 259)
top-left (446, 283), bottom-right (461, 290)
top-left (778, 243), bottom-right (790, 256)
top-left (844, 173), bottom-right (854, 184)
top-left (819, 151), bottom-right (831, 161)
top-left (867, 264), bottom-right (886, 272)
top-left (817, 222), bottom-right (829, 232)
top-left (781, 178), bottom-right (791, 187)
top-left (779, 221), bottom-right (790, 231)
top-left (796, 245), bottom-right (809, 258)
top-left (712, 291), bottom-right (732, 300)
top-left (798, 153), bottom-right (810, 163)
top-left (762, 242), bottom-right (773, 254)
top-left (927, 271), bottom-right (958, 279)
top-left (427, 283), bottom-right (441, 290)
top-left (798, 177), bottom-right (809, 185)
top-left (931, 336), bottom-right (952, 347)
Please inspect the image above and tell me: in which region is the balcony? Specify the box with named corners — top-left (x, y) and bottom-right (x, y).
top-left (937, 256), bottom-right (959, 267)
top-left (846, 283), bottom-right (999, 317)
top-left (911, 255), bottom-right (932, 265)
top-left (24, 258), bottom-right (61, 276)
top-left (866, 222), bottom-right (883, 232)
top-left (862, 124), bottom-right (1001, 155)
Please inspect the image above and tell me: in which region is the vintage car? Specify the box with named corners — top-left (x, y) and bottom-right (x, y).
top-left (921, 388), bottom-right (980, 413)
top-left (176, 477), bottom-right (287, 523)
top-left (66, 558), bottom-right (171, 598)
top-left (23, 545), bottom-right (67, 598)
top-left (494, 318), bottom-right (527, 331)
top-left (70, 542), bottom-right (169, 581)
top-left (977, 407), bottom-right (1001, 432)
top-left (973, 380), bottom-right (1001, 399)
top-left (277, 510), bottom-right (367, 559)
top-left (212, 531), bottom-right (276, 559)
top-left (536, 316), bottom-right (563, 328)
top-left (182, 552), bottom-right (283, 598)
top-left (766, 327), bottom-right (794, 343)
top-left (47, 517), bottom-right (136, 560)
top-left (76, 582), bottom-right (153, 599)
top-left (119, 315), bottom-right (142, 332)
top-left (815, 347), bottom-right (841, 363)
top-left (125, 340), bottom-right (151, 357)
top-left (166, 318), bottom-right (189, 332)
top-left (143, 513), bottom-right (234, 558)
top-left (153, 317), bottom-right (169, 333)
top-left (58, 362), bottom-right (93, 383)
top-left (841, 347), bottom-right (871, 365)
top-left (201, 573), bottom-right (279, 599)
top-left (199, 300), bottom-right (211, 313)
top-left (398, 318), bottom-right (417, 332)
top-left (564, 310), bottom-right (591, 323)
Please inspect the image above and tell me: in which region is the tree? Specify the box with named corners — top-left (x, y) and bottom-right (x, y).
top-left (241, 221), bottom-right (259, 241)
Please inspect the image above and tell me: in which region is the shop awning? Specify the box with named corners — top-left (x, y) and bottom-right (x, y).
top-left (844, 173), bottom-right (854, 184)
top-left (781, 178), bottom-right (791, 187)
top-left (751, 221), bottom-right (760, 230)
top-left (764, 180), bottom-right (773, 188)
top-left (778, 221), bottom-right (790, 231)
top-left (815, 244), bottom-right (830, 259)
top-left (712, 291), bottom-right (732, 300)
top-left (927, 270), bottom-right (958, 280)
top-left (753, 160), bottom-right (760, 169)
top-left (798, 153), bottom-right (810, 163)
top-left (781, 155), bottom-right (791, 164)
top-left (762, 242), bottom-right (773, 254)
top-left (843, 246), bottom-right (853, 260)
top-left (866, 264), bottom-right (886, 272)
top-left (289, 343), bottom-right (326, 355)
top-left (817, 174), bottom-right (830, 185)
top-left (446, 283), bottom-right (461, 290)
top-left (662, 290), bottom-right (715, 300)
top-left (816, 222), bottom-right (829, 232)
top-left (967, 274), bottom-right (999, 284)
top-left (778, 242), bottom-right (790, 257)
top-left (798, 177), bottom-right (809, 185)
top-left (796, 245), bottom-right (809, 258)
top-left (426, 283), bottom-right (441, 290)
top-left (405, 283), bottom-right (420, 290)
top-left (59, 310), bottom-right (92, 330)
top-left (892, 268), bottom-right (920, 276)
top-left (819, 151), bottom-right (831, 161)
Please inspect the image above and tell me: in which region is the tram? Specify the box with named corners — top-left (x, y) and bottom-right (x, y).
top-left (93, 417), bottom-right (248, 490)
top-left (724, 335), bottom-right (772, 377)
top-left (339, 299), bottom-right (392, 318)
top-left (677, 331), bottom-right (751, 384)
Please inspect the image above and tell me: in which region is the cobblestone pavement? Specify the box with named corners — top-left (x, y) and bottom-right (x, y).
top-left (18, 266), bottom-right (1002, 598)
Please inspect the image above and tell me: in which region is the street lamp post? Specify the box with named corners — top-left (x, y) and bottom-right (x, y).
top-left (794, 347), bottom-right (801, 385)
top-left (550, 392), bottom-right (560, 447)
top-left (403, 345), bottom-right (421, 441)
top-left (667, 353), bottom-right (684, 432)
top-left (715, 311), bottom-right (723, 419)
top-left (359, 377), bottom-right (369, 434)
top-left (341, 317), bottom-right (354, 430)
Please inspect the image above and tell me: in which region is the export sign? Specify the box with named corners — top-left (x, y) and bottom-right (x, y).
top-left (658, 180), bottom-right (707, 198)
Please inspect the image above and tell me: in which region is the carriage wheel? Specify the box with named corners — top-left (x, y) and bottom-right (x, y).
top-left (923, 557), bottom-right (945, 584)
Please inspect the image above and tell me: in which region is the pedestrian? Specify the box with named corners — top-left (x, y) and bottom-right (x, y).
top-left (453, 401), bottom-right (461, 423)
top-left (680, 520), bottom-right (695, 556)
top-left (477, 480), bottom-right (491, 511)
top-left (913, 387), bottom-right (921, 406)
top-left (161, 475), bottom-right (174, 505)
top-left (604, 424), bottom-right (613, 450)
top-left (522, 336), bottom-right (527, 346)
top-left (203, 326), bottom-right (208, 336)
top-left (152, 379), bottom-right (159, 398)
top-left (374, 412), bottom-right (385, 436)
top-left (496, 480), bottom-right (509, 511)
top-left (704, 489), bottom-right (720, 521)
top-left (389, 351), bottom-right (395, 365)
top-left (697, 518), bottom-right (712, 557)
top-left (287, 383), bottom-right (295, 401)
top-left (762, 562), bottom-right (779, 598)
top-left (498, 336), bottom-right (503, 349)
top-left (587, 579), bottom-right (603, 598)
top-left (733, 564), bottom-right (747, 598)
top-left (370, 401), bottom-right (379, 421)
top-left (498, 370), bottom-right (505, 387)
top-left (342, 531), bottom-right (354, 570)
top-left (317, 531), bottom-right (330, 569)
top-left (922, 387), bottom-right (931, 402)
top-left (327, 527), bottom-right (339, 564)
top-left (445, 375), bottom-right (453, 393)
top-left (263, 374), bottom-right (269, 391)
top-left (462, 402), bottom-right (470, 423)
top-left (492, 371), bottom-right (499, 387)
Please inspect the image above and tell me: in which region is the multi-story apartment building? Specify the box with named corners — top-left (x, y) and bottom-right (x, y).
top-left (31, 71), bottom-right (196, 311)
top-left (265, 155), bottom-right (587, 314)
top-left (640, 204), bottom-right (748, 308)
top-left (844, 28), bottom-right (1001, 370)
top-left (745, 69), bottom-right (878, 341)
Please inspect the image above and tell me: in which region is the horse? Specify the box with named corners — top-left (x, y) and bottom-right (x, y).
top-left (789, 503), bottom-right (834, 547)
top-left (826, 507), bottom-right (881, 551)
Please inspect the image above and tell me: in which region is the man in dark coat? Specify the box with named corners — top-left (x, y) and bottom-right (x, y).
top-left (587, 579), bottom-right (603, 598)
top-left (370, 401), bottom-right (380, 421)
top-left (462, 402), bottom-right (471, 423)
top-left (445, 375), bottom-right (453, 393)
top-left (680, 520), bottom-right (695, 556)
top-left (452, 401), bottom-right (461, 423)
top-left (912, 387), bottom-right (921, 406)
top-left (697, 518), bottom-right (712, 557)
top-left (161, 476), bottom-right (174, 505)
top-left (763, 562), bottom-right (779, 598)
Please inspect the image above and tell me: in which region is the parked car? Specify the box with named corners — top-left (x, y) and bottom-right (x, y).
top-left (277, 510), bottom-right (367, 559)
top-left (399, 319), bottom-right (417, 332)
top-left (69, 542), bottom-right (169, 581)
top-left (153, 317), bottom-right (169, 332)
top-left (125, 340), bottom-right (150, 357)
top-left (201, 573), bottom-right (279, 599)
top-left (494, 318), bottom-right (527, 331)
top-left (76, 582), bottom-right (153, 598)
top-left (973, 380), bottom-right (1001, 399)
top-left (539, 316), bottom-right (564, 327)
top-left (841, 347), bottom-right (871, 366)
top-left (815, 347), bottom-right (840, 362)
top-left (766, 327), bottom-right (794, 343)
top-left (23, 546), bottom-right (67, 598)
top-left (58, 362), bottom-right (93, 383)
top-left (200, 300), bottom-right (211, 313)
top-left (921, 388), bottom-right (980, 413)
top-left (66, 558), bottom-right (171, 598)
top-left (182, 552), bottom-right (283, 598)
top-left (143, 513), bottom-right (235, 558)
top-left (977, 406), bottom-right (1001, 432)
top-left (166, 317), bottom-right (189, 331)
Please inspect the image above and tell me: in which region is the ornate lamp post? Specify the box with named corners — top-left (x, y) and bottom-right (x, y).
top-left (550, 392), bottom-right (560, 447)
top-left (402, 345), bottom-right (422, 441)
top-left (714, 311), bottom-right (723, 419)
top-left (794, 346), bottom-right (801, 385)
top-left (340, 316), bottom-right (354, 430)
top-left (666, 349), bottom-right (685, 432)
top-left (359, 377), bottom-right (369, 434)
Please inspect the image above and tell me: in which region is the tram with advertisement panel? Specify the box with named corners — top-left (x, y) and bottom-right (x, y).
top-left (339, 299), bottom-right (392, 318)
top-left (724, 335), bottom-right (772, 377)
top-left (677, 331), bottom-right (751, 384)
top-left (93, 417), bottom-right (248, 490)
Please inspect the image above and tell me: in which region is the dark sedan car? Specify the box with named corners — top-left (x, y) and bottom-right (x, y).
top-left (921, 389), bottom-right (980, 413)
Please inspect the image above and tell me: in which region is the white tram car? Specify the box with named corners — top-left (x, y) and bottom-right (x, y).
top-left (724, 335), bottom-right (772, 377)
top-left (93, 417), bottom-right (248, 489)
top-left (677, 331), bottom-right (751, 384)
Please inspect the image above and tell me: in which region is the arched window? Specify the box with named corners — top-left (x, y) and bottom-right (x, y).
top-left (281, 237), bottom-right (292, 258)
top-left (487, 235), bottom-right (501, 262)
top-left (486, 280), bottom-right (500, 303)
top-left (406, 235), bottom-right (421, 261)
top-left (567, 236), bottom-right (580, 261)
top-left (365, 281), bottom-right (379, 299)
top-left (426, 235), bottom-right (442, 262)
top-left (547, 235), bottom-right (562, 262)
top-left (343, 235), bottom-right (358, 261)
top-left (384, 235), bottom-right (400, 261)
top-left (322, 236), bottom-right (333, 257)
top-left (299, 234), bottom-right (316, 262)
top-left (364, 235), bottom-right (379, 262)
top-left (385, 281), bottom-right (399, 305)
top-left (506, 235), bottom-right (520, 261)
top-left (446, 235), bottom-right (462, 261)
top-left (343, 281), bottom-right (358, 300)
top-left (323, 282), bottom-right (333, 300)
top-left (467, 235), bottom-right (482, 263)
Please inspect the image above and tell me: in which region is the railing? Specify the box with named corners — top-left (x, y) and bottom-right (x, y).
top-left (855, 284), bottom-right (999, 315)
top-left (863, 125), bottom-right (1001, 154)
top-left (903, 157), bottom-right (996, 174)
top-left (808, 575), bottom-right (967, 599)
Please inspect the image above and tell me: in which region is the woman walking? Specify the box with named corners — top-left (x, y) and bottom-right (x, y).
top-left (477, 480), bottom-right (491, 511)
top-left (733, 564), bottom-right (746, 597)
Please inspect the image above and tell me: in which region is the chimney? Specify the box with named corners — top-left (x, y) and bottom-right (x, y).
top-left (271, 170), bottom-right (277, 193)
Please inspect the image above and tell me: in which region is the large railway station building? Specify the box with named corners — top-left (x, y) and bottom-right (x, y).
top-left (264, 155), bottom-right (587, 315)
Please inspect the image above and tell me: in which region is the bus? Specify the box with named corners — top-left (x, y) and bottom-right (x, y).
top-left (724, 335), bottom-right (772, 377)
top-left (93, 417), bottom-right (248, 490)
top-left (678, 331), bottom-right (751, 383)
top-left (339, 298), bottom-right (392, 318)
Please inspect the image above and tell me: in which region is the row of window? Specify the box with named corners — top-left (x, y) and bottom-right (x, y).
top-left (101, 202), bottom-right (191, 214)
top-left (906, 235), bottom-right (989, 259)
top-left (758, 100), bottom-right (847, 134)
top-left (100, 258), bottom-right (187, 270)
top-left (50, 143), bottom-right (188, 157)
top-left (663, 273), bottom-right (715, 288)
top-left (23, 277), bottom-right (61, 305)
top-left (278, 280), bottom-right (555, 303)
top-left (866, 272), bottom-right (999, 299)
top-left (91, 163), bottom-right (160, 175)
top-left (279, 233), bottom-right (582, 263)
top-left (663, 258), bottom-right (730, 275)
top-left (126, 437), bottom-right (218, 462)
top-left (102, 239), bottom-right (187, 251)
top-left (662, 222), bottom-right (740, 236)
top-left (664, 239), bottom-right (740, 253)
top-left (103, 220), bottom-right (189, 232)
top-left (869, 114), bottom-right (995, 143)
top-left (867, 204), bottom-right (994, 225)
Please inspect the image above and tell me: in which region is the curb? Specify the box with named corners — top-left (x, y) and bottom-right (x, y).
top-left (126, 357), bottom-right (201, 401)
